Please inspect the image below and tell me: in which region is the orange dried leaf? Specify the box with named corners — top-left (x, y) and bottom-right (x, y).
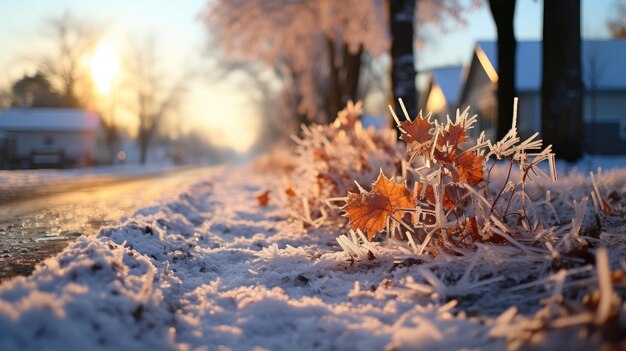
top-left (416, 182), bottom-right (436, 204)
top-left (467, 217), bottom-right (480, 241)
top-left (456, 152), bottom-right (485, 186)
top-left (256, 190), bottom-right (270, 206)
top-left (439, 123), bottom-right (467, 149)
top-left (342, 172), bottom-right (415, 240)
top-left (416, 182), bottom-right (456, 210)
top-left (399, 117), bottom-right (433, 145)
top-left (285, 187), bottom-right (296, 198)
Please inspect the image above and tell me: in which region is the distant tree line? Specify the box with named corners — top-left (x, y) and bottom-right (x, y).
top-left (9, 71), bottom-right (71, 108)
top-left (1, 12), bottom-right (191, 165)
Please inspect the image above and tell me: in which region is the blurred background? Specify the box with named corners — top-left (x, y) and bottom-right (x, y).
top-left (0, 0), bottom-right (624, 169)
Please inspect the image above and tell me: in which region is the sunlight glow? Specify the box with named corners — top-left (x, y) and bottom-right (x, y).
top-left (91, 43), bottom-right (119, 94)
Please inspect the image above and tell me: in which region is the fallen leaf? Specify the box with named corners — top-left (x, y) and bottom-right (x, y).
top-left (285, 187), bottom-right (296, 198)
top-left (256, 190), bottom-right (270, 206)
top-left (342, 172), bottom-right (415, 240)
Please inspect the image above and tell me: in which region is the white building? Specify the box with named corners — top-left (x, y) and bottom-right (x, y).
top-left (0, 108), bottom-right (105, 168)
top-left (453, 39), bottom-right (626, 154)
top-left (420, 66), bottom-right (464, 118)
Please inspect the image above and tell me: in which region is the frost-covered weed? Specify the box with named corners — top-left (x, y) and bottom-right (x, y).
top-left (284, 101), bottom-right (404, 226)
top-left (339, 98), bottom-right (564, 256)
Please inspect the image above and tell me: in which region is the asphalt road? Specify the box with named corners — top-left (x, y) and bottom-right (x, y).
top-left (0, 166), bottom-right (213, 282)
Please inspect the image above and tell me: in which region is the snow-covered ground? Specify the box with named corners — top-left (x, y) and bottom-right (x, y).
top-left (0, 165), bottom-right (624, 350)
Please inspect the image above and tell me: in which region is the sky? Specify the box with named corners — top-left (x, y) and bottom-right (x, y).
top-left (0, 0), bottom-right (616, 152)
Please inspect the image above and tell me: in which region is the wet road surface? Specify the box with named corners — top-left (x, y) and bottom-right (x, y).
top-left (0, 167), bottom-right (213, 282)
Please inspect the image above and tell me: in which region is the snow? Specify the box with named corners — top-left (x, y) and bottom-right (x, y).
top-left (477, 40), bottom-right (626, 91)
top-left (0, 163), bottom-right (624, 350)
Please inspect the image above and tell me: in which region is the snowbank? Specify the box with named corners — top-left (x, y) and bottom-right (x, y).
top-left (0, 166), bottom-right (624, 350)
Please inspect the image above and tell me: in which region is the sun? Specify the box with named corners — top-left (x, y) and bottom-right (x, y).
top-left (91, 43), bottom-right (119, 94)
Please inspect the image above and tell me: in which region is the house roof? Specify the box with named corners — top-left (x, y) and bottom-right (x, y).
top-left (477, 39), bottom-right (626, 91)
top-left (431, 66), bottom-right (464, 106)
top-left (0, 108), bottom-right (101, 132)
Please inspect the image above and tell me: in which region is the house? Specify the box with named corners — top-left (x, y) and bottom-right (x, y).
top-left (420, 66), bottom-right (464, 118)
top-left (0, 108), bottom-right (104, 168)
top-left (456, 39), bottom-right (626, 154)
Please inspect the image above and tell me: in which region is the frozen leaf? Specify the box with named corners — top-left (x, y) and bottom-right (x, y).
top-left (285, 187), bottom-right (296, 198)
top-left (343, 172), bottom-right (415, 240)
top-left (256, 190), bottom-right (270, 206)
top-left (439, 123), bottom-right (467, 149)
top-left (399, 116), bottom-right (433, 145)
top-left (416, 183), bottom-right (456, 211)
top-left (456, 152), bottom-right (485, 186)
top-left (467, 217), bottom-right (480, 241)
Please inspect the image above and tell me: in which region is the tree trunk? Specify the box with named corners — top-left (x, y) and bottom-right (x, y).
top-left (341, 43), bottom-right (363, 106)
top-left (488, 0), bottom-right (517, 140)
top-left (541, 0), bottom-right (584, 162)
top-left (326, 37), bottom-right (341, 120)
top-left (139, 139), bottom-right (148, 164)
top-left (388, 0), bottom-right (417, 121)
top-left (101, 119), bottom-right (118, 164)
top-left (138, 127), bottom-right (149, 165)
top-left (326, 41), bottom-right (364, 120)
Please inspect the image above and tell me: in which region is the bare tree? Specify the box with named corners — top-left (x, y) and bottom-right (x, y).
top-left (204, 0), bottom-right (389, 126)
top-left (541, 0), bottom-right (584, 162)
top-left (608, 0), bottom-right (626, 38)
top-left (124, 38), bottom-right (188, 164)
top-left (488, 0), bottom-right (516, 140)
top-left (203, 0), bottom-right (473, 136)
top-left (38, 11), bottom-right (101, 108)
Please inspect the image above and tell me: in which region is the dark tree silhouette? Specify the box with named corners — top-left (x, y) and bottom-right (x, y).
top-left (388, 0), bottom-right (417, 120)
top-left (488, 0), bottom-right (516, 140)
top-left (11, 72), bottom-right (64, 108)
top-left (541, 0), bottom-right (583, 162)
